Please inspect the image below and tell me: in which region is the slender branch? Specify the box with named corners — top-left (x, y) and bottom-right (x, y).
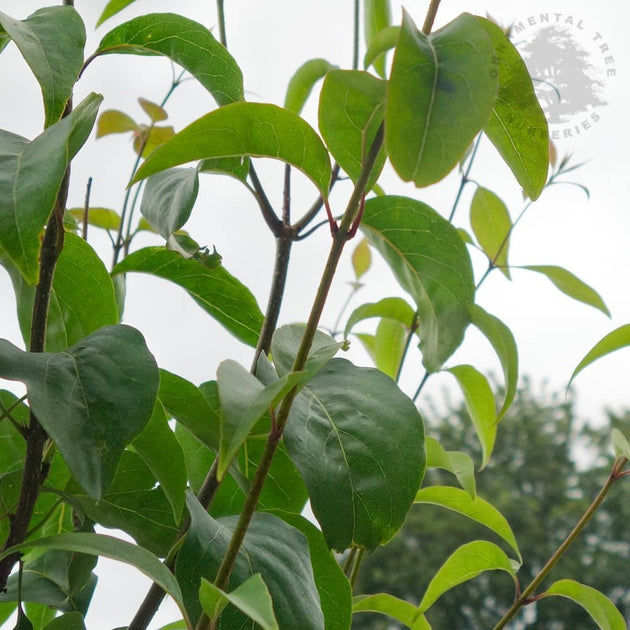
top-left (331, 285), bottom-right (359, 338)
top-left (0, 100), bottom-right (72, 588)
top-left (422, 0), bottom-right (442, 34)
top-left (349, 547), bottom-right (365, 588)
top-left (342, 547), bottom-right (358, 575)
top-left (412, 371), bottom-right (430, 403)
top-left (82, 176), bottom-right (92, 240)
top-left (216, 0), bottom-right (227, 48)
top-left (493, 462), bottom-right (623, 629)
top-left (195, 127), bottom-right (385, 630)
top-left (449, 133), bottom-right (482, 222)
top-left (248, 165), bottom-right (282, 236)
top-left (282, 164), bottom-right (291, 226)
top-left (395, 312), bottom-right (419, 383)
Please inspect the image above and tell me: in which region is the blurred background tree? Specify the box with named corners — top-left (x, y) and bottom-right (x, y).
top-left (353, 379), bottom-right (630, 629)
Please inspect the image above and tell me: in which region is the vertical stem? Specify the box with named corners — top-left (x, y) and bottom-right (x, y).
top-left (82, 176), bottom-right (92, 240)
top-left (353, 0), bottom-right (360, 70)
top-left (216, 0), bottom-right (227, 47)
top-left (349, 548), bottom-right (366, 588)
top-left (422, 0), bottom-right (442, 34)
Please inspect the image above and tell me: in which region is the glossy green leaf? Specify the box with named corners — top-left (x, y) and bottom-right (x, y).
top-left (386, 12), bottom-right (497, 187)
top-left (353, 594), bottom-right (430, 629)
top-left (216, 360), bottom-right (303, 479)
top-left (96, 109), bottom-right (138, 136)
top-left (140, 168), bottom-right (199, 239)
top-left (520, 265), bottom-right (610, 316)
top-left (0, 7), bottom-right (85, 127)
top-left (0, 533), bottom-right (188, 623)
top-left (176, 495), bottom-right (324, 628)
top-left (470, 187), bottom-right (512, 278)
top-left (159, 370), bottom-right (221, 451)
top-left (93, 13), bottom-right (243, 105)
top-left (44, 613), bottom-right (86, 630)
top-left (27, 603), bottom-right (56, 629)
top-left (544, 579), bottom-right (625, 630)
top-left (425, 436), bottom-right (476, 498)
top-left (367, 318), bottom-right (407, 378)
top-left (0, 325), bottom-right (158, 499)
top-left (352, 238), bottom-right (371, 280)
top-left (418, 541), bottom-right (517, 612)
top-left (132, 401), bottom-right (187, 521)
top-left (344, 297), bottom-right (415, 338)
top-left (284, 357), bottom-right (425, 550)
top-left (363, 0), bottom-right (391, 77)
top-left (361, 196), bottom-right (475, 372)
top-left (470, 305), bottom-right (518, 421)
top-left (139, 97), bottom-right (167, 122)
top-left (199, 575), bottom-right (279, 630)
top-left (72, 451), bottom-right (178, 557)
top-left (6, 232), bottom-right (118, 352)
top-left (0, 93), bottom-right (102, 284)
top-left (96, 0), bottom-right (137, 26)
top-left (270, 325), bottom-right (345, 381)
top-left (477, 17), bottom-right (549, 199)
top-left (612, 428), bottom-right (630, 459)
top-left (363, 26), bottom-right (399, 72)
top-left (266, 510), bottom-right (352, 630)
top-left (415, 486), bottom-right (520, 560)
top-left (447, 365), bottom-right (497, 468)
top-left (113, 247), bottom-right (263, 347)
top-left (15, 607), bottom-right (33, 630)
top-left (285, 58), bottom-right (336, 114)
top-left (133, 103), bottom-right (332, 200)
top-left (569, 325), bottom-right (630, 386)
top-left (318, 70), bottom-right (386, 189)
top-left (68, 207), bottom-right (121, 231)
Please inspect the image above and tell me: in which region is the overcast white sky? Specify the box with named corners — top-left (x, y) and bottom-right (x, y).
top-left (0, 0), bottom-right (629, 627)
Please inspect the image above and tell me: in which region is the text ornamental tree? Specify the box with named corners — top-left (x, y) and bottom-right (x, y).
top-left (1, 1), bottom-right (630, 629)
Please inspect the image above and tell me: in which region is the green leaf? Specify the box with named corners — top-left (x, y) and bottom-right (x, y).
top-left (520, 265), bottom-right (610, 316)
top-left (470, 305), bottom-right (518, 421)
top-left (159, 370), bottom-right (221, 451)
top-left (176, 495), bottom-right (324, 628)
top-left (270, 325), bottom-right (345, 381)
top-left (96, 109), bottom-right (138, 136)
top-left (284, 357), bottom-right (425, 550)
top-left (569, 325), bottom-right (630, 386)
top-left (415, 486), bottom-right (520, 560)
top-left (72, 450), bottom-right (178, 556)
top-left (361, 196), bottom-right (475, 372)
top-left (132, 401), bottom-right (187, 521)
top-left (96, 0), bottom-right (137, 26)
top-left (216, 360), bottom-right (303, 479)
top-left (353, 594), bottom-right (430, 629)
top-left (0, 533), bottom-right (189, 624)
top-left (368, 318), bottom-right (407, 378)
top-left (132, 103), bottom-right (332, 200)
top-left (345, 297), bottom-right (415, 339)
top-left (15, 607), bottom-right (33, 630)
top-left (285, 58), bottom-right (336, 114)
top-left (386, 12), bottom-right (497, 187)
top-left (446, 365), bottom-right (497, 468)
top-left (44, 613), bottom-right (86, 630)
top-left (113, 247), bottom-right (263, 347)
top-left (199, 575), bottom-right (279, 630)
top-left (363, 0), bottom-right (392, 77)
top-left (470, 187), bottom-right (512, 278)
top-left (26, 604), bottom-right (56, 629)
top-left (544, 579), bottom-right (626, 630)
top-left (0, 93), bottom-right (102, 284)
top-left (0, 325), bottom-right (158, 499)
top-left (133, 125), bottom-right (175, 157)
top-left (265, 510), bottom-right (352, 630)
top-left (93, 13), bottom-right (243, 105)
top-left (363, 26), bottom-right (399, 73)
top-left (425, 436), bottom-right (476, 498)
top-left (156, 623), bottom-right (186, 630)
top-left (139, 97), bottom-right (168, 122)
top-left (0, 7), bottom-right (85, 127)
top-left (5, 232), bottom-right (118, 352)
top-left (68, 207), bottom-right (121, 231)
top-left (477, 17), bottom-right (549, 199)
top-left (352, 238), bottom-right (371, 280)
top-left (418, 541), bottom-right (517, 612)
top-left (140, 167), bottom-right (199, 239)
top-left (612, 428), bottom-right (630, 459)
top-left (318, 70), bottom-right (386, 190)
top-left (198, 156), bottom-right (250, 182)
